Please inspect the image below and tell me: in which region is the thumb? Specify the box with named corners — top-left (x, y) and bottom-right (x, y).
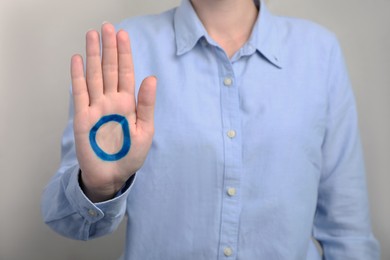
top-left (136, 76), bottom-right (157, 132)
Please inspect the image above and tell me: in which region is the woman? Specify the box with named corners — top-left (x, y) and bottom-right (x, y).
top-left (42, 0), bottom-right (380, 258)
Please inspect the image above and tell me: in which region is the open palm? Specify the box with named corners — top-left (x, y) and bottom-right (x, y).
top-left (71, 23), bottom-right (156, 202)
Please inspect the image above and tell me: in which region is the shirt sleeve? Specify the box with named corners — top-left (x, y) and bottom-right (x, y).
top-left (312, 38), bottom-right (380, 259)
top-left (41, 97), bottom-right (132, 241)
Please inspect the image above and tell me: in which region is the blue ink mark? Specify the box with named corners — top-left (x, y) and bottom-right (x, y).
top-left (89, 114), bottom-right (131, 161)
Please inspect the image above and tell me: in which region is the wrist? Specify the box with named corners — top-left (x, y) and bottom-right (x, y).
top-left (78, 170), bottom-right (119, 203)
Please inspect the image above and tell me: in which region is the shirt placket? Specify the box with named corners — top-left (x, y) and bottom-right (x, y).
top-left (216, 47), bottom-right (243, 260)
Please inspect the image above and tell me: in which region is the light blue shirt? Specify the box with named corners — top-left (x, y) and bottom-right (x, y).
top-left (42, 0), bottom-right (380, 259)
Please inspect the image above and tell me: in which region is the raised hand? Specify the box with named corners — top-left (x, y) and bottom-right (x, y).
top-left (71, 23), bottom-right (156, 202)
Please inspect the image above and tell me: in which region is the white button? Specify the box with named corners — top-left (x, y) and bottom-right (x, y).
top-left (88, 209), bottom-right (97, 217)
top-left (223, 77), bottom-right (233, 86)
top-left (227, 187), bottom-right (237, 197)
top-left (224, 247), bottom-right (233, 256)
top-left (227, 130), bottom-right (236, 138)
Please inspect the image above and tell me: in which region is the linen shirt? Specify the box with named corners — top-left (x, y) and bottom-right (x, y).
top-left (42, 0), bottom-right (380, 259)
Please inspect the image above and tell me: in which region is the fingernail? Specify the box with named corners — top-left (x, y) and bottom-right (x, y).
top-left (102, 21), bottom-right (110, 25)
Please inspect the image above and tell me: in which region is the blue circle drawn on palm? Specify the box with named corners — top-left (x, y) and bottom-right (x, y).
top-left (89, 114), bottom-right (131, 161)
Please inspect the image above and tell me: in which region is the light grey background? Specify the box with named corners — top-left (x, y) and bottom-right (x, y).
top-left (0, 0), bottom-right (388, 259)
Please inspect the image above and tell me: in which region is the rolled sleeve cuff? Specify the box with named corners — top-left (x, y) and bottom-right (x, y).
top-left (63, 165), bottom-right (134, 224)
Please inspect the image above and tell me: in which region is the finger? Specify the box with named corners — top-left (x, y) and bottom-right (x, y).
top-left (86, 30), bottom-right (103, 104)
top-left (101, 23), bottom-right (118, 94)
top-left (71, 54), bottom-right (89, 114)
top-left (136, 76), bottom-right (157, 133)
top-left (117, 30), bottom-right (135, 94)
top-left (117, 30), bottom-right (136, 122)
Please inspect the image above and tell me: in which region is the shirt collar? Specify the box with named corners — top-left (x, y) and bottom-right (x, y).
top-left (173, 0), bottom-right (283, 68)
top-left (174, 0), bottom-right (207, 56)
